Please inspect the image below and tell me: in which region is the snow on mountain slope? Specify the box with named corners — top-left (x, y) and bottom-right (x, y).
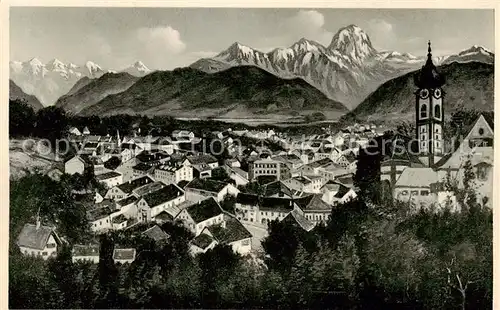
top-left (121, 61), bottom-right (152, 77)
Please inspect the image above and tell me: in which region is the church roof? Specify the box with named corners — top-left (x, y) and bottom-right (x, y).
top-left (414, 41), bottom-right (445, 89)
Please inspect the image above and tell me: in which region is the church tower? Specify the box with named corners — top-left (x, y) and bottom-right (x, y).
top-left (414, 41), bottom-right (445, 167)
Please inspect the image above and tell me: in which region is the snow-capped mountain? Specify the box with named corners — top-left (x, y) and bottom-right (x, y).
top-left (9, 58), bottom-right (108, 106)
top-left (439, 45), bottom-right (494, 65)
top-left (121, 61), bottom-right (152, 77)
top-left (190, 25), bottom-right (494, 109)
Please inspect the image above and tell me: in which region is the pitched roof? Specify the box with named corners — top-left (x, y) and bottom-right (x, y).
top-left (154, 211), bottom-right (174, 222)
top-left (307, 158), bottom-right (334, 169)
top-left (236, 193), bottom-right (260, 205)
top-left (113, 248), bottom-right (136, 260)
top-left (187, 154), bottom-right (218, 165)
top-left (72, 244), bottom-right (100, 257)
top-left (185, 198), bottom-right (223, 223)
top-left (191, 233), bottom-right (216, 249)
top-left (112, 214), bottom-right (127, 224)
top-left (333, 184), bottom-right (352, 199)
top-left (17, 223), bottom-right (55, 250)
top-left (116, 195), bottom-right (139, 207)
top-left (96, 171), bottom-right (122, 180)
top-left (259, 197), bottom-right (295, 211)
top-left (282, 210), bottom-right (315, 232)
top-left (185, 178), bottom-right (229, 193)
top-left (207, 216), bottom-right (252, 244)
top-left (295, 194), bottom-right (332, 212)
top-left (142, 225), bottom-right (170, 241)
top-left (263, 181), bottom-right (293, 197)
top-left (395, 167), bottom-right (439, 188)
top-left (132, 162), bottom-right (156, 172)
top-left (116, 176), bottom-right (155, 194)
top-left (87, 206), bottom-right (113, 222)
top-left (142, 184), bottom-right (184, 207)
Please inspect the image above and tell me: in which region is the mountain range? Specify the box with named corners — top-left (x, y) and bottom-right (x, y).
top-left (78, 66), bottom-right (348, 118)
top-left (9, 59), bottom-right (151, 106)
top-left (9, 80), bottom-right (44, 111)
top-left (190, 25), bottom-right (494, 109)
top-left (342, 61), bottom-right (494, 123)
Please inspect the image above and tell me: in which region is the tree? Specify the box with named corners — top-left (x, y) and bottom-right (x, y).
top-left (35, 106), bottom-right (68, 146)
top-left (9, 99), bottom-right (36, 137)
top-left (354, 143), bottom-right (382, 204)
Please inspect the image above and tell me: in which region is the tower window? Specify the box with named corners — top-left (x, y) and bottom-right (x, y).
top-left (434, 105), bottom-right (441, 118)
top-left (420, 104), bottom-right (427, 118)
top-left (420, 126), bottom-right (427, 133)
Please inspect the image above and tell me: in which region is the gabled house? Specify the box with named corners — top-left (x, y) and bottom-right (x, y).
top-left (223, 165), bottom-right (250, 186)
top-left (64, 155), bottom-right (89, 175)
top-left (96, 171), bottom-right (123, 188)
top-left (137, 183), bottom-right (185, 222)
top-left (321, 180), bottom-right (357, 205)
top-left (142, 225), bottom-right (170, 242)
top-left (105, 175), bottom-right (155, 200)
top-left (132, 162), bottom-right (156, 178)
top-left (155, 162), bottom-right (193, 185)
top-left (196, 215), bottom-right (252, 255)
top-left (17, 222), bottom-right (60, 259)
top-left (282, 210), bottom-right (315, 232)
top-left (69, 127), bottom-right (82, 136)
top-left (184, 178), bottom-right (239, 202)
top-left (190, 233), bottom-right (218, 255)
top-left (299, 158), bottom-right (334, 176)
top-left (294, 194), bottom-right (333, 225)
top-left (283, 175), bottom-right (325, 194)
top-left (175, 197), bottom-right (225, 235)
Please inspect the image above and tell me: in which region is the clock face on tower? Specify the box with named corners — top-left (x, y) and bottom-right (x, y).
top-left (433, 88), bottom-right (442, 99)
top-left (420, 89), bottom-right (429, 99)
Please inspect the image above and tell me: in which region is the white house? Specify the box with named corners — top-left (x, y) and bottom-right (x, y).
top-left (294, 194), bottom-right (333, 226)
top-left (64, 156), bottom-right (88, 175)
top-left (113, 248), bottom-right (136, 264)
top-left (321, 181), bottom-right (357, 205)
top-left (155, 162), bottom-right (193, 185)
top-left (283, 175), bottom-right (325, 194)
top-left (184, 178), bottom-right (239, 202)
top-left (96, 171), bottom-right (123, 188)
top-left (72, 244), bottom-right (100, 264)
top-left (175, 197), bottom-right (225, 235)
top-left (69, 127), bottom-right (82, 136)
top-left (17, 222), bottom-right (59, 259)
top-left (196, 215), bottom-right (252, 255)
top-left (136, 183), bottom-right (185, 222)
top-left (105, 175), bottom-right (155, 200)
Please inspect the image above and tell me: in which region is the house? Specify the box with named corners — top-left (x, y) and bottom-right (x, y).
top-left (87, 205), bottom-right (114, 233)
top-left (72, 244), bottom-right (100, 264)
top-left (96, 171), bottom-right (123, 188)
top-left (198, 215), bottom-right (252, 255)
top-left (234, 193), bottom-right (261, 223)
top-left (113, 248), bottom-right (136, 264)
top-left (16, 222), bottom-right (59, 259)
top-left (121, 143), bottom-right (143, 157)
top-left (115, 195), bottom-right (139, 218)
top-left (184, 178), bottom-right (239, 202)
top-left (137, 183), bottom-right (185, 222)
top-left (64, 155), bottom-right (89, 175)
top-left (294, 194), bottom-right (332, 225)
top-left (187, 154), bottom-right (219, 169)
top-left (190, 233), bottom-right (218, 255)
top-left (283, 175), bottom-right (325, 194)
top-left (321, 181), bottom-right (357, 205)
top-left (223, 165), bottom-right (250, 186)
top-left (105, 176), bottom-right (155, 200)
top-left (154, 211), bottom-right (174, 224)
top-left (282, 210), bottom-right (315, 232)
top-left (175, 197), bottom-right (225, 235)
top-left (136, 150), bottom-right (170, 164)
top-left (316, 162), bottom-right (349, 181)
top-left (132, 162), bottom-right (156, 178)
top-left (82, 126), bottom-right (90, 135)
top-left (262, 180), bottom-right (295, 198)
top-left (142, 225), bottom-right (170, 242)
top-left (172, 130), bottom-right (195, 141)
top-left (133, 135), bottom-right (160, 151)
top-left (69, 127), bottom-right (82, 136)
top-left (272, 154), bottom-right (304, 170)
top-left (394, 167), bottom-right (440, 209)
top-left (257, 197), bottom-right (298, 225)
top-left (225, 158), bottom-right (241, 168)
top-left (249, 158), bottom-right (291, 181)
top-left (299, 158), bottom-right (334, 177)
top-left (155, 162), bottom-right (193, 185)
top-left (112, 214), bottom-right (128, 230)
top-left (313, 147), bottom-right (342, 162)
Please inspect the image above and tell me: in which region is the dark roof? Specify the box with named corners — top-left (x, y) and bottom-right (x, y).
top-left (154, 211), bottom-right (174, 222)
top-left (333, 184), bottom-right (352, 198)
top-left (344, 152), bottom-right (357, 163)
top-left (142, 225), bottom-right (170, 241)
top-left (414, 41), bottom-right (445, 89)
top-left (116, 195), bottom-right (139, 207)
top-left (112, 214), bottom-right (127, 224)
top-left (83, 142), bottom-right (99, 149)
top-left (185, 198), bottom-right (223, 223)
top-left (236, 193), bottom-right (260, 205)
top-left (191, 233), bottom-right (216, 249)
top-left (72, 244), bottom-right (100, 257)
top-left (187, 154), bottom-right (218, 165)
top-left (375, 133), bottom-right (422, 165)
top-left (116, 176), bottom-right (155, 194)
top-left (136, 150), bottom-right (169, 163)
top-left (335, 174), bottom-right (354, 187)
top-left (295, 194), bottom-right (331, 211)
top-left (264, 181), bottom-right (293, 197)
top-left (87, 206), bottom-right (113, 222)
top-left (132, 162), bottom-right (156, 172)
top-left (307, 158), bottom-right (334, 168)
top-left (185, 178), bottom-right (229, 193)
top-left (142, 184), bottom-right (184, 207)
top-left (259, 197), bottom-right (295, 211)
top-left (207, 216), bottom-right (252, 244)
top-left (96, 171), bottom-right (122, 180)
top-left (113, 248), bottom-right (136, 260)
top-left (17, 223), bottom-right (55, 250)
top-left (255, 175), bottom-right (278, 185)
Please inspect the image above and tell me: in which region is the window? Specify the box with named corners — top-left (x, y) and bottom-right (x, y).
top-left (420, 126), bottom-right (427, 133)
top-left (479, 128), bottom-right (484, 135)
top-left (242, 239), bottom-right (250, 246)
top-left (476, 164), bottom-right (490, 181)
top-left (42, 251), bottom-right (48, 256)
top-left (47, 243), bottom-right (56, 248)
top-left (411, 190), bottom-right (419, 196)
top-left (420, 190), bottom-right (429, 196)
top-left (434, 105), bottom-right (441, 118)
top-left (401, 190), bottom-right (408, 196)
top-left (420, 104), bottom-right (427, 118)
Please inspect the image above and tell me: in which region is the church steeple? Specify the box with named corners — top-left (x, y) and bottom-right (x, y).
top-left (414, 40), bottom-right (445, 89)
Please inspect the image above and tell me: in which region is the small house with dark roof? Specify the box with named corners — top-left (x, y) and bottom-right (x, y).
top-left (184, 178), bottom-right (239, 202)
top-left (200, 215), bottom-right (253, 255)
top-left (112, 214), bottom-right (128, 230)
top-left (142, 225), bottom-right (170, 242)
top-left (72, 244), bottom-right (100, 264)
top-left (282, 210), bottom-right (315, 232)
top-left (105, 175), bottom-right (155, 200)
top-left (294, 194), bottom-right (333, 225)
top-left (175, 197), bottom-right (225, 235)
top-left (96, 171), bottom-right (123, 188)
top-left (321, 180), bottom-right (357, 205)
top-left (137, 183), bottom-right (185, 222)
top-left (190, 233), bottom-right (217, 255)
top-left (153, 210), bottom-right (174, 224)
top-left (132, 162), bottom-right (156, 178)
top-left (262, 180), bottom-right (294, 198)
top-left (17, 222), bottom-right (60, 259)
top-left (87, 205), bottom-right (114, 232)
top-left (113, 248), bottom-right (136, 264)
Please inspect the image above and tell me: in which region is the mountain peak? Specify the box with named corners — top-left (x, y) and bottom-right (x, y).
top-left (460, 45), bottom-right (494, 56)
top-left (27, 57), bottom-right (44, 67)
top-left (216, 41), bottom-right (256, 60)
top-left (329, 24), bottom-right (376, 63)
top-left (290, 38), bottom-right (323, 54)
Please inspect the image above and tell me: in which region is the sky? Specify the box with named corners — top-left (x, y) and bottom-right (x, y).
top-left (10, 8), bottom-right (495, 70)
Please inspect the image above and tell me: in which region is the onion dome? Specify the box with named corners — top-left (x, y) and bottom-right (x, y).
top-left (414, 41), bottom-right (445, 89)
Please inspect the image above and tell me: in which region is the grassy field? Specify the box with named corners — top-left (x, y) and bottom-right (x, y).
top-left (9, 139), bottom-right (56, 179)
